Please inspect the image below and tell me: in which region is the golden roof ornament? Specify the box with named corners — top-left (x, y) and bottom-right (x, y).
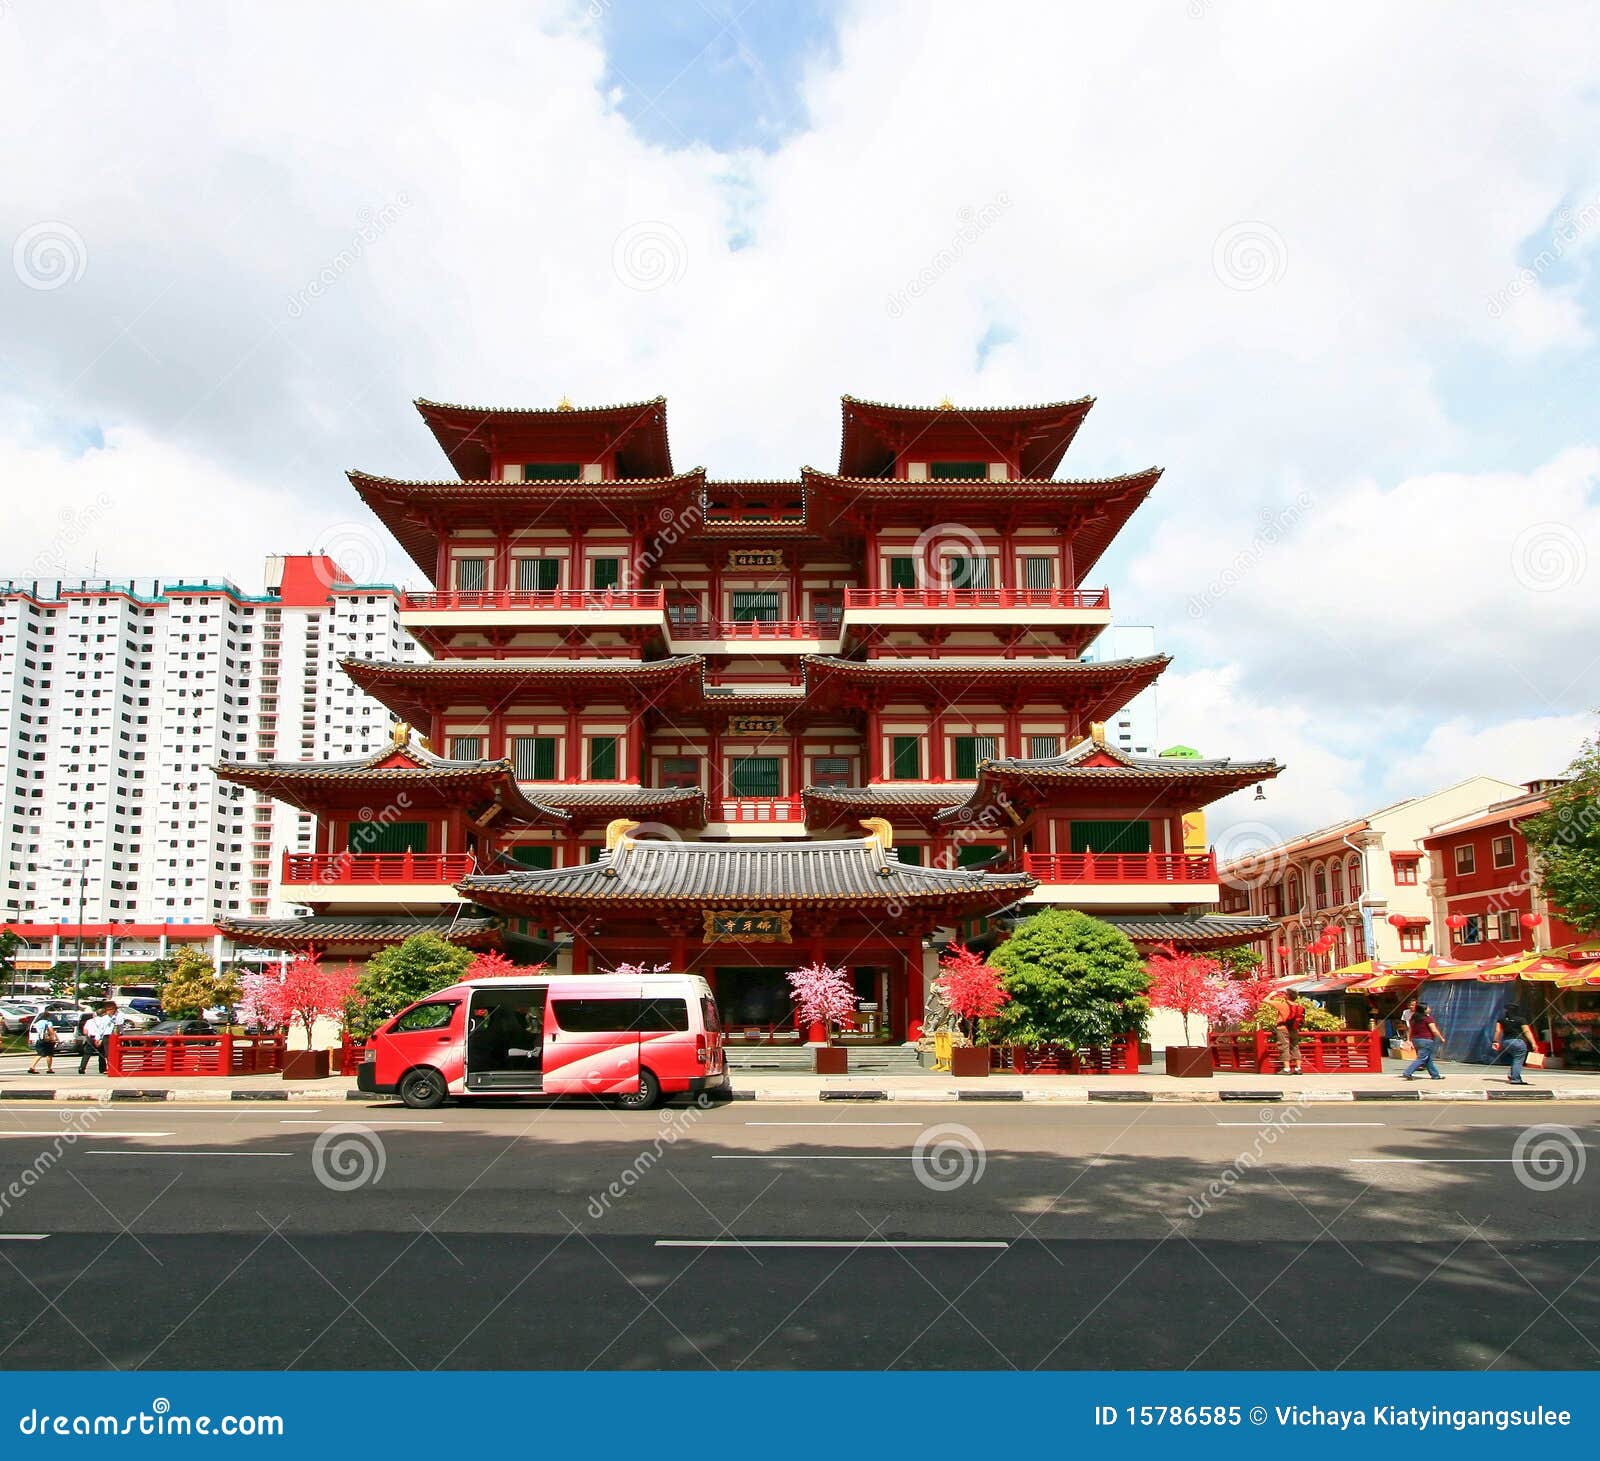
top-left (938, 395), bottom-right (955, 410)
top-left (556, 395), bottom-right (575, 412)
top-left (389, 720), bottom-right (411, 747)
top-left (859, 816), bottom-right (895, 849)
top-left (1090, 721), bottom-right (1107, 747)
top-left (605, 817), bottom-right (641, 850)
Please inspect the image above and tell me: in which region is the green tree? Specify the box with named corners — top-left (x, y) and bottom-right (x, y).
top-left (0, 930), bottom-right (20, 990)
top-left (1521, 727), bottom-right (1600, 936)
top-left (1216, 944), bottom-right (1264, 979)
top-left (160, 945), bottom-right (224, 1018)
top-left (989, 909), bottom-right (1150, 1048)
top-left (347, 933), bottom-right (473, 1038)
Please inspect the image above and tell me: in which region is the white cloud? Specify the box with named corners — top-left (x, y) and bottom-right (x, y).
top-left (1383, 713), bottom-right (1595, 798)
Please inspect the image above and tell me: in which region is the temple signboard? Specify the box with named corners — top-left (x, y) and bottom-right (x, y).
top-left (702, 909), bottom-right (792, 944)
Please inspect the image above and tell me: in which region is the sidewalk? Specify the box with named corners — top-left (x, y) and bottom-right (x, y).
top-left (3, 1057), bottom-right (1599, 1103)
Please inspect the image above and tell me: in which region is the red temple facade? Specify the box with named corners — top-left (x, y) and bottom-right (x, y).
top-left (215, 392), bottom-right (1279, 1040)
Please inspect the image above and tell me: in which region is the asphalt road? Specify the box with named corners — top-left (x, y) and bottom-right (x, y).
top-left (0, 1100), bottom-right (1595, 1370)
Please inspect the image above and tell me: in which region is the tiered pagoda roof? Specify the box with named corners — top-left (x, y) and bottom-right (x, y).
top-left (837, 395), bottom-right (1095, 478)
top-left (459, 832), bottom-right (1033, 918)
top-left (938, 739), bottom-right (1283, 824)
top-left (214, 739), bottom-right (566, 825)
top-left (414, 396), bottom-right (672, 480)
top-left (802, 783), bottom-right (975, 828)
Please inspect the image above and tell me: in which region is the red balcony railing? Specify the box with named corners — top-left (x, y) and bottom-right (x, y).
top-left (716, 796), bottom-right (805, 823)
top-left (281, 852), bottom-right (478, 885)
top-left (1021, 851), bottom-right (1218, 883)
top-left (669, 619), bottom-right (840, 641)
top-left (400, 588), bottom-right (665, 612)
top-left (843, 587), bottom-right (1110, 610)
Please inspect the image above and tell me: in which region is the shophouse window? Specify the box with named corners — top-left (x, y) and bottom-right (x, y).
top-left (952, 734), bottom-right (999, 780)
top-left (1491, 835), bottom-right (1515, 869)
top-left (512, 736), bottom-right (557, 781)
top-left (1313, 867), bottom-right (1328, 909)
top-left (1454, 844), bottom-right (1476, 875)
top-left (1493, 910), bottom-right (1520, 941)
top-left (1456, 914), bottom-right (1482, 944)
top-left (587, 736), bottom-right (619, 780)
top-left (891, 735), bottom-right (921, 780)
top-left (1399, 927), bottom-right (1425, 953)
top-left (1392, 855), bottom-right (1418, 886)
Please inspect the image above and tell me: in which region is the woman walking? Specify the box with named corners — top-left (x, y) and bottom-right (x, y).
top-left (26, 1011), bottom-right (58, 1075)
top-left (1399, 999), bottom-right (1445, 1080)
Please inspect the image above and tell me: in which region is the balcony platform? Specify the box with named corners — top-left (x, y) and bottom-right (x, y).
top-left (1020, 851), bottom-right (1220, 908)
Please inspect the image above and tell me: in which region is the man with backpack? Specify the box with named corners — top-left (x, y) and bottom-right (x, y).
top-left (1267, 991), bottom-right (1306, 1075)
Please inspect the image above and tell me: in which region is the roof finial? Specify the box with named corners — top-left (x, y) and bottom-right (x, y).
top-left (390, 720), bottom-right (411, 747)
top-left (859, 816), bottom-right (894, 849)
top-left (1090, 721), bottom-right (1107, 747)
top-left (938, 395), bottom-right (955, 410)
top-left (556, 395), bottom-right (575, 412)
top-left (605, 817), bottom-right (640, 850)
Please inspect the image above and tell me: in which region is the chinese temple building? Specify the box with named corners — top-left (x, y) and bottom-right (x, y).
top-left (215, 392), bottom-right (1280, 1039)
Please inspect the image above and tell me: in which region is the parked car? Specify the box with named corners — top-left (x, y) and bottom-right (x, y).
top-left (25, 1009), bottom-right (87, 1053)
top-left (144, 1019), bottom-right (218, 1036)
top-left (0, 1002), bottom-right (38, 1034)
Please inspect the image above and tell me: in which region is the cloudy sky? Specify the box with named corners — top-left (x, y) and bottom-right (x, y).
top-left (2, 0), bottom-right (1597, 849)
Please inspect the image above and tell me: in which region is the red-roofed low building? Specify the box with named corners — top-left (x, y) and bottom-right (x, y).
top-left (1422, 781), bottom-right (1581, 957)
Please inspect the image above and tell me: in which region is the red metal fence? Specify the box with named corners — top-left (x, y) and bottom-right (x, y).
top-left (669, 619), bottom-right (837, 641)
top-left (989, 1037), bottom-right (1141, 1075)
top-left (843, 587), bottom-right (1110, 610)
top-left (400, 588), bottom-right (664, 612)
top-left (1209, 1029), bottom-right (1383, 1074)
top-left (281, 852), bottom-right (476, 885)
top-left (1021, 851), bottom-right (1218, 883)
top-left (107, 1032), bottom-right (287, 1077)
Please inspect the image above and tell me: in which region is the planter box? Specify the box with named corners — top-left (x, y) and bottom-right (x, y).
top-left (1164, 1045), bottom-right (1214, 1079)
top-left (814, 1047), bottom-right (848, 1075)
top-left (282, 1048), bottom-right (332, 1081)
top-left (950, 1045), bottom-right (991, 1078)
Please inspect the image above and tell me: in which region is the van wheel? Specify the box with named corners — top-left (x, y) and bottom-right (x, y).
top-left (399, 1068), bottom-right (447, 1110)
top-left (617, 1068), bottom-right (661, 1111)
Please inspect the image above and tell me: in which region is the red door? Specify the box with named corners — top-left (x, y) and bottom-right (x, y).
top-left (371, 997), bottom-right (464, 1090)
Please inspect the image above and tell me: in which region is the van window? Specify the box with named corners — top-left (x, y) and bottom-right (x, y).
top-left (700, 997), bottom-right (721, 1033)
top-left (552, 997), bottom-right (689, 1033)
top-left (390, 1001), bottom-right (458, 1033)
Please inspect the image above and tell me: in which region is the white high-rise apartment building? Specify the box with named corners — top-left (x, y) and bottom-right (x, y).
top-left (0, 555), bottom-right (418, 969)
top-left (1084, 623), bottom-right (1160, 755)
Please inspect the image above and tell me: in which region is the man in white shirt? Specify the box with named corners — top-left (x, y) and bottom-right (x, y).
top-left (78, 1003), bottom-right (122, 1075)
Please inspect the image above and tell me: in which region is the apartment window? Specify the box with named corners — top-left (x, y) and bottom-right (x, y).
top-left (929, 461), bottom-right (986, 479)
top-left (891, 735), bottom-right (921, 780)
top-left (590, 558), bottom-right (621, 592)
top-left (886, 556), bottom-right (918, 591)
top-left (454, 558), bottom-right (488, 592)
top-left (587, 735), bottom-right (619, 780)
top-left (449, 735), bottom-right (484, 761)
top-left (728, 756), bottom-right (780, 798)
top-left (512, 735), bottom-right (556, 781)
top-left (1453, 844), bottom-right (1476, 876)
top-left (730, 590), bottom-right (780, 623)
top-left (1027, 735), bottom-right (1060, 760)
top-left (811, 756), bottom-right (851, 789)
top-left (1020, 556), bottom-right (1056, 590)
top-left (1491, 835), bottom-right (1515, 869)
top-left (522, 463), bottom-right (581, 480)
top-left (660, 756), bottom-right (699, 789)
top-left (515, 558), bottom-right (561, 592)
top-left (1070, 819), bottom-right (1153, 854)
top-left (952, 734), bottom-right (999, 780)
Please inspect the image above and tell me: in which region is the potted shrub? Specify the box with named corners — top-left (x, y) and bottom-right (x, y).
top-left (786, 961), bottom-right (855, 1074)
top-left (1145, 946), bottom-right (1244, 1078)
top-left (934, 943), bottom-right (1009, 1077)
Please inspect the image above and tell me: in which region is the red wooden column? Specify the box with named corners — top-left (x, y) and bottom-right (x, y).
top-left (866, 709), bottom-right (882, 783)
top-left (564, 698), bottom-right (581, 783)
top-left (904, 934), bottom-right (925, 1041)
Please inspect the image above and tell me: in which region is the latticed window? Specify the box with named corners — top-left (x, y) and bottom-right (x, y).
top-left (449, 735), bottom-right (484, 760)
top-left (454, 558), bottom-right (488, 591)
top-left (891, 735), bottom-right (921, 780)
top-left (1069, 819), bottom-right (1152, 855)
top-left (1021, 556), bottom-right (1055, 589)
top-left (588, 736), bottom-right (619, 779)
top-left (729, 756), bottom-right (780, 797)
top-left (811, 756), bottom-right (851, 788)
top-left (515, 558), bottom-right (560, 591)
top-left (1028, 735), bottom-right (1060, 759)
top-left (953, 735), bottom-right (999, 780)
top-left (512, 735), bottom-right (556, 780)
top-left (730, 591), bottom-right (779, 622)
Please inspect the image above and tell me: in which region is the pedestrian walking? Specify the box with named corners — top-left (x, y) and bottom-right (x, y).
top-left (27, 1012), bottom-right (59, 1074)
top-left (1399, 999), bottom-right (1445, 1080)
top-left (78, 1003), bottom-right (121, 1076)
top-left (1493, 1001), bottom-right (1539, 1085)
top-left (1267, 991), bottom-right (1305, 1074)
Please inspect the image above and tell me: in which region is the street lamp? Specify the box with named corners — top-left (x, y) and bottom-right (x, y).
top-left (52, 858), bottom-right (88, 1001)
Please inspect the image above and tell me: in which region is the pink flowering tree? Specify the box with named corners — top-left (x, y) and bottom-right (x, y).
top-left (464, 950), bottom-right (547, 981)
top-left (786, 962), bottom-right (856, 1043)
top-left (239, 954), bottom-right (359, 1045)
top-left (1145, 946), bottom-right (1238, 1046)
top-left (933, 943), bottom-right (1010, 1043)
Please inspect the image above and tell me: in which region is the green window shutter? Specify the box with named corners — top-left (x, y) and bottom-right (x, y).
top-left (887, 557), bottom-right (917, 590)
top-left (946, 556), bottom-right (994, 590)
top-left (929, 461), bottom-right (986, 479)
top-left (588, 736), bottom-right (618, 780)
top-left (953, 735), bottom-right (998, 780)
top-left (516, 558), bottom-right (561, 591)
top-left (522, 463), bottom-right (582, 481)
top-left (590, 558), bottom-right (621, 591)
top-left (348, 821), bottom-right (429, 854)
top-left (508, 844), bottom-right (554, 869)
top-left (896, 844), bottom-right (924, 865)
top-left (586, 844), bottom-right (607, 863)
top-left (512, 736), bottom-right (556, 780)
top-left (1069, 820), bottom-right (1153, 854)
top-left (891, 736), bottom-right (921, 780)
top-left (730, 591), bottom-right (779, 622)
top-left (957, 843), bottom-right (1001, 868)
top-left (729, 756), bottom-right (781, 797)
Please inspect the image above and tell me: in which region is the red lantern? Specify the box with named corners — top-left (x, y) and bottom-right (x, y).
top-left (1387, 913), bottom-right (1408, 929)
top-left (1520, 913), bottom-right (1542, 930)
top-left (1446, 913), bottom-right (1469, 931)
top-left (1276, 943), bottom-right (1290, 956)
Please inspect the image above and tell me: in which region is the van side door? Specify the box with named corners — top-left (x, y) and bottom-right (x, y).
top-left (542, 981), bottom-right (643, 1096)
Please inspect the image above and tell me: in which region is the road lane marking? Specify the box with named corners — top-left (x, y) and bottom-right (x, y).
top-left (1216, 1121), bottom-right (1383, 1127)
top-left (655, 1239), bottom-right (1009, 1249)
top-left (1351, 1158), bottom-right (1533, 1164)
top-left (0, 1234), bottom-right (49, 1241)
top-left (279, 1119), bottom-right (443, 1126)
top-left (85, 1151), bottom-right (292, 1158)
top-left (0, 1131), bottom-right (175, 1138)
top-left (743, 1121), bottom-right (926, 1127)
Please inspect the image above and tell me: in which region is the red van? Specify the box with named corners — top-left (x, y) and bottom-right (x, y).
top-left (356, 973), bottom-right (729, 1110)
